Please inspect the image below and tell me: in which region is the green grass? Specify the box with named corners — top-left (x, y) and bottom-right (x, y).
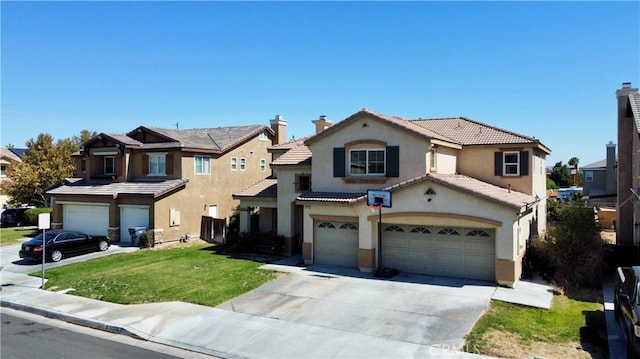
top-left (36, 244), bottom-right (278, 307)
top-left (466, 291), bottom-right (607, 355)
top-left (0, 227), bottom-right (38, 246)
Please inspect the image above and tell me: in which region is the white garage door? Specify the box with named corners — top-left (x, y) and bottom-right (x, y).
top-left (314, 221), bottom-right (359, 267)
top-left (120, 206), bottom-right (149, 245)
top-left (382, 225), bottom-right (495, 281)
top-left (63, 204), bottom-right (109, 236)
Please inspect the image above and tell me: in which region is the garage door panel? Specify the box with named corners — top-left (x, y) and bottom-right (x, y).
top-left (64, 204), bottom-right (109, 236)
top-left (382, 224), bottom-right (495, 281)
top-left (315, 224), bottom-right (358, 267)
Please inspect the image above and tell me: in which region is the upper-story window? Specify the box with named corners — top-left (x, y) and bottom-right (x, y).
top-left (0, 164), bottom-right (6, 176)
top-left (260, 159), bottom-right (267, 172)
top-left (104, 156), bottom-right (115, 175)
top-left (296, 174), bottom-right (311, 192)
top-left (503, 152), bottom-right (519, 176)
top-left (149, 153), bottom-right (166, 175)
top-left (584, 171), bottom-right (593, 182)
top-left (494, 151), bottom-right (529, 177)
top-left (350, 149), bottom-right (385, 176)
top-left (231, 157), bottom-right (237, 171)
top-left (240, 158), bottom-right (246, 171)
top-left (195, 155), bottom-right (211, 175)
top-left (429, 146), bottom-right (437, 171)
top-left (259, 131), bottom-right (268, 141)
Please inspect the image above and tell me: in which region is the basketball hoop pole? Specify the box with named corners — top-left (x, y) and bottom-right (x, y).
top-left (377, 205), bottom-right (382, 272)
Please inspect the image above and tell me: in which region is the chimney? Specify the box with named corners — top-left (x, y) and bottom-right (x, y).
top-left (312, 115), bottom-right (333, 134)
top-left (615, 82), bottom-right (639, 245)
top-left (605, 141), bottom-right (616, 195)
top-left (270, 115), bottom-right (287, 145)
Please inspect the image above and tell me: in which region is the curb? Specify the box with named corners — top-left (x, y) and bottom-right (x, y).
top-left (0, 299), bottom-right (144, 340)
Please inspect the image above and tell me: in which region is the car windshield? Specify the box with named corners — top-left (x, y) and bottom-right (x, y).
top-left (30, 232), bottom-right (60, 244)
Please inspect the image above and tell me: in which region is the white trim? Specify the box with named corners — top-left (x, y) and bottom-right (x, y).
top-left (118, 204), bottom-right (150, 209)
top-left (56, 201), bottom-right (110, 207)
top-left (503, 151), bottom-right (520, 176)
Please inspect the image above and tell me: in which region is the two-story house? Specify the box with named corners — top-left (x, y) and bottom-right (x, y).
top-left (0, 147), bottom-right (24, 210)
top-left (235, 109), bottom-right (550, 287)
top-left (47, 117), bottom-right (287, 245)
top-left (616, 82), bottom-right (640, 246)
top-left (581, 141), bottom-right (617, 202)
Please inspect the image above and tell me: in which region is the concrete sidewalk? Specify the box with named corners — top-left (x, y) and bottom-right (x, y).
top-left (1, 270), bottom-right (490, 359)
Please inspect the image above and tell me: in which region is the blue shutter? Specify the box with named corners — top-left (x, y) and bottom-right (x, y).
top-left (333, 147), bottom-right (345, 177)
top-left (520, 151), bottom-right (529, 176)
top-left (386, 146), bottom-right (400, 177)
top-left (494, 152), bottom-right (503, 176)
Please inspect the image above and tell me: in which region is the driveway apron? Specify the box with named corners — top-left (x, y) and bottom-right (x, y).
top-left (217, 264), bottom-right (496, 349)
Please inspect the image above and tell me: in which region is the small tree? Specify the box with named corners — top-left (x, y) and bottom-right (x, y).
top-left (549, 161), bottom-right (573, 188)
top-left (534, 202), bottom-right (602, 290)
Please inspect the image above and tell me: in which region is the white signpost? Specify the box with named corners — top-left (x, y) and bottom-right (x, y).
top-left (38, 213), bottom-right (51, 288)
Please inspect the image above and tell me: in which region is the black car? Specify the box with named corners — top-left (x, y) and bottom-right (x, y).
top-left (1, 207), bottom-right (30, 227)
top-left (19, 230), bottom-right (110, 262)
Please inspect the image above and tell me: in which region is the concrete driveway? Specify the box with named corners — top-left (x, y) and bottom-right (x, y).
top-left (217, 263), bottom-right (496, 349)
top-left (0, 240), bottom-right (139, 275)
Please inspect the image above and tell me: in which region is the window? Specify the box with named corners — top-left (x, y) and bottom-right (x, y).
top-left (149, 154), bottom-right (166, 175)
top-left (231, 157), bottom-right (237, 171)
top-left (384, 225), bottom-right (404, 232)
top-left (467, 229), bottom-right (490, 237)
top-left (584, 171), bottom-right (593, 183)
top-left (259, 131), bottom-right (268, 141)
top-left (503, 152), bottom-right (519, 176)
top-left (104, 156), bottom-right (115, 175)
top-left (339, 223), bottom-right (358, 230)
top-left (350, 149), bottom-right (385, 175)
top-left (0, 164), bottom-right (6, 176)
top-left (240, 158), bottom-right (246, 171)
top-left (195, 155), bottom-right (211, 174)
top-left (296, 174), bottom-right (311, 192)
top-left (429, 147), bottom-right (437, 170)
top-left (260, 159), bottom-right (267, 172)
top-left (411, 227), bottom-right (431, 233)
top-left (318, 222), bottom-right (335, 229)
top-left (438, 228), bottom-right (459, 235)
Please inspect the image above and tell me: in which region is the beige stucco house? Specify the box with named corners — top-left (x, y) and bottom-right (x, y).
top-left (0, 147), bottom-right (24, 209)
top-left (234, 109), bottom-right (550, 286)
top-left (616, 82), bottom-right (640, 246)
top-left (47, 117), bottom-right (287, 244)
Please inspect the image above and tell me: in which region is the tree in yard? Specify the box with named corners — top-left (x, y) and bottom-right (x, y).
top-left (0, 132), bottom-right (88, 207)
top-left (549, 161), bottom-right (574, 188)
top-left (568, 157), bottom-right (579, 186)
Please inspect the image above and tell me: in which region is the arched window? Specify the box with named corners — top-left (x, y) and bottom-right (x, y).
top-left (318, 222), bottom-right (336, 229)
top-left (384, 225), bottom-right (404, 232)
top-left (438, 228), bottom-right (459, 235)
top-left (467, 229), bottom-right (490, 237)
top-left (339, 223), bottom-right (358, 230)
top-left (410, 227), bottom-right (431, 233)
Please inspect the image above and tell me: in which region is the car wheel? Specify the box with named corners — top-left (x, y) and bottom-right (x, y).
top-left (98, 240), bottom-right (109, 251)
top-left (50, 250), bottom-right (63, 262)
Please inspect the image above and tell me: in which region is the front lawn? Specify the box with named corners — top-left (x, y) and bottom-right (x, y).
top-left (466, 289), bottom-right (608, 358)
top-left (37, 243), bottom-right (279, 307)
top-left (0, 227), bottom-right (38, 246)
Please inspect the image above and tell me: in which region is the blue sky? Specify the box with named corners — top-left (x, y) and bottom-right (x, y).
top-left (1, 1), bottom-right (638, 167)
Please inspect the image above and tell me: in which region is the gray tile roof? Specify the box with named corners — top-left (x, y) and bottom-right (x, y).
top-left (47, 179), bottom-right (189, 198)
top-left (296, 173), bottom-right (535, 210)
top-left (233, 178), bottom-right (278, 198)
top-left (143, 125), bottom-right (272, 152)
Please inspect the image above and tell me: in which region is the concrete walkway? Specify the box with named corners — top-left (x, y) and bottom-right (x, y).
top-left (1, 267), bottom-right (491, 358)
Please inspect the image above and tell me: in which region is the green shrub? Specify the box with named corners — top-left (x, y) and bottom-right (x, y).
top-left (24, 207), bottom-right (53, 226)
top-left (140, 230), bottom-right (155, 248)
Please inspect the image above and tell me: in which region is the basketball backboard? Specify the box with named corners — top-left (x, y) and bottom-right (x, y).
top-left (367, 189), bottom-right (392, 208)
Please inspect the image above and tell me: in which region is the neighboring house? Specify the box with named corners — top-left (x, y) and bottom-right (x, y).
top-left (581, 141), bottom-right (617, 202)
top-left (0, 147), bottom-right (24, 210)
top-left (47, 117), bottom-right (287, 244)
top-left (235, 109), bottom-right (550, 287)
top-left (616, 82), bottom-right (640, 246)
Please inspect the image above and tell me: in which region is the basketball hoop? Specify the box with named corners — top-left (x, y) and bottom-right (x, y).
top-left (369, 204), bottom-right (382, 213)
